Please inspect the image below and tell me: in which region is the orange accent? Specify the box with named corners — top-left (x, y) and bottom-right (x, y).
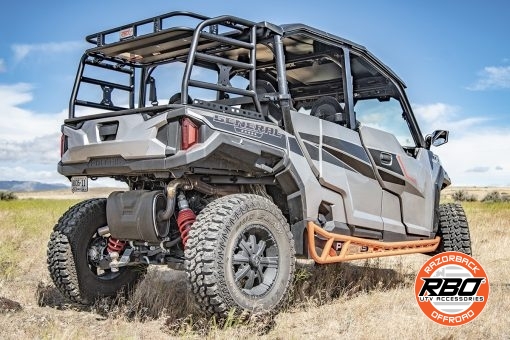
top-left (307, 221), bottom-right (440, 264)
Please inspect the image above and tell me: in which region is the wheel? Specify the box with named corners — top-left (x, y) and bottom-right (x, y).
top-left (47, 198), bottom-right (145, 304)
top-left (431, 203), bottom-right (471, 255)
top-left (184, 194), bottom-right (295, 316)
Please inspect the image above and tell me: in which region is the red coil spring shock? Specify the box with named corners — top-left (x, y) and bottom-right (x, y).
top-left (177, 210), bottom-right (196, 246)
top-left (176, 192), bottom-right (196, 247)
top-left (107, 237), bottom-right (126, 253)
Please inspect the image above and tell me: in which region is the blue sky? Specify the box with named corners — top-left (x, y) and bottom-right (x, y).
top-left (1, 1), bottom-right (509, 186)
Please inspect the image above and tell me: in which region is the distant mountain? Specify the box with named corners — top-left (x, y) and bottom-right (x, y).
top-left (0, 181), bottom-right (68, 192)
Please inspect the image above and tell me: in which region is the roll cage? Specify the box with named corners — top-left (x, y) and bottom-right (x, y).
top-left (69, 10), bottom-right (424, 147)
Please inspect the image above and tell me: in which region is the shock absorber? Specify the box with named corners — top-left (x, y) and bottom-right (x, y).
top-left (107, 237), bottom-right (126, 253)
top-left (176, 192), bottom-right (196, 247)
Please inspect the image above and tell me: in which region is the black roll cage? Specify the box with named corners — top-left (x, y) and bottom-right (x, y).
top-left (68, 10), bottom-right (425, 147)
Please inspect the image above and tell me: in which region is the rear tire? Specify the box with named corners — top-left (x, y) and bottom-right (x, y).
top-left (432, 203), bottom-right (471, 255)
top-left (184, 194), bottom-right (295, 317)
top-left (47, 198), bottom-right (145, 304)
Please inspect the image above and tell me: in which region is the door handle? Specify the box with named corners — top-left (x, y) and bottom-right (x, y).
top-left (380, 152), bottom-right (392, 165)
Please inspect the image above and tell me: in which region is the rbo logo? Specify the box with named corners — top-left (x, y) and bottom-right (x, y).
top-left (415, 251), bottom-right (489, 326)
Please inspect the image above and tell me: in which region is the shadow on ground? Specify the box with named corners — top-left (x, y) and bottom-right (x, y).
top-left (37, 260), bottom-right (411, 335)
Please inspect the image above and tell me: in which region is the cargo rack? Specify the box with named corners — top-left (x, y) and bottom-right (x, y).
top-left (69, 10), bottom-right (287, 120)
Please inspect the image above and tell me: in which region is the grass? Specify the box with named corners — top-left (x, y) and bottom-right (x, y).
top-left (0, 195), bottom-right (509, 339)
top-left (0, 199), bottom-right (79, 279)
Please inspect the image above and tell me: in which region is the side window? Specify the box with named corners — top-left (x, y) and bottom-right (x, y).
top-left (355, 98), bottom-right (416, 148)
top-left (350, 52), bottom-right (416, 148)
top-left (282, 34), bottom-right (346, 121)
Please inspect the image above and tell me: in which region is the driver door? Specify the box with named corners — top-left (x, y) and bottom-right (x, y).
top-left (355, 97), bottom-right (435, 236)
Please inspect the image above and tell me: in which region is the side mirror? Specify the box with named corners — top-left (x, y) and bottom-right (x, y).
top-left (425, 130), bottom-right (449, 149)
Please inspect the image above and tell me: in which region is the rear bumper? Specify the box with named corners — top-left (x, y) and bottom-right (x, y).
top-left (58, 107), bottom-right (288, 178)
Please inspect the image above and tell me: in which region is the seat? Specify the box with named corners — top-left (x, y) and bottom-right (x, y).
top-left (241, 79), bottom-right (282, 124)
top-left (169, 92), bottom-right (193, 105)
top-left (310, 96), bottom-right (344, 124)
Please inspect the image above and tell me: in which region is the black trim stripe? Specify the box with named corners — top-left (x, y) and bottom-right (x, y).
top-left (323, 135), bottom-right (371, 164)
top-left (288, 137), bottom-right (303, 156)
top-left (369, 149), bottom-right (404, 176)
top-left (323, 145), bottom-right (376, 179)
top-left (303, 141), bottom-right (320, 161)
top-left (322, 149), bottom-right (354, 172)
top-left (299, 132), bottom-right (320, 145)
top-left (378, 169), bottom-right (405, 186)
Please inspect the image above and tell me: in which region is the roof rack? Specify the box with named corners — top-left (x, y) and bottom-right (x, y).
top-left (86, 11), bottom-right (216, 47)
top-left (71, 11), bottom-right (286, 117)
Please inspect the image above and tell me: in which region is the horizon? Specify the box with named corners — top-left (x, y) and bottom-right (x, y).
top-left (1, 1), bottom-right (509, 187)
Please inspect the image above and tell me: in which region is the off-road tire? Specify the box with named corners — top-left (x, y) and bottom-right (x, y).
top-left (184, 194), bottom-right (295, 317)
top-left (47, 198), bottom-right (145, 304)
top-left (432, 203), bottom-right (471, 255)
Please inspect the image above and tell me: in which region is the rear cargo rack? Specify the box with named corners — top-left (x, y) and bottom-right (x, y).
top-left (70, 11), bottom-right (282, 119)
top-left (86, 11), bottom-right (212, 47)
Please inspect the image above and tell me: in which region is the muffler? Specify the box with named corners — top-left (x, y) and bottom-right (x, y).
top-left (107, 190), bottom-right (169, 242)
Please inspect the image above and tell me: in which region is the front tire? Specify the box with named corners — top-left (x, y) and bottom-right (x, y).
top-left (184, 194), bottom-right (295, 316)
top-left (47, 198), bottom-right (145, 304)
top-left (432, 203), bottom-right (472, 255)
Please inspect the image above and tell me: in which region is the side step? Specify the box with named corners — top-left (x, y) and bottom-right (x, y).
top-left (307, 221), bottom-right (440, 264)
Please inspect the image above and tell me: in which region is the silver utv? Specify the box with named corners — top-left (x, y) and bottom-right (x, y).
top-left (48, 11), bottom-right (470, 316)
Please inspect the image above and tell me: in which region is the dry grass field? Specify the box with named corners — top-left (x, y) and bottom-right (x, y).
top-left (0, 188), bottom-right (509, 339)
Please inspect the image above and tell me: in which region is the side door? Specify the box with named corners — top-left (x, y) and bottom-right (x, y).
top-left (355, 97), bottom-right (436, 237)
top-left (290, 111), bottom-right (385, 232)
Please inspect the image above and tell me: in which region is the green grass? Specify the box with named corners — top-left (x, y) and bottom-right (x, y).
top-left (0, 199), bottom-right (80, 278)
top-left (462, 201), bottom-right (510, 214)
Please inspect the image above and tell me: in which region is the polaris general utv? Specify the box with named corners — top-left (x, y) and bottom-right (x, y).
top-left (48, 10), bottom-right (471, 316)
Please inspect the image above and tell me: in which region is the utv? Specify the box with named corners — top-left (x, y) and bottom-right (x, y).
top-left (48, 10), bottom-right (471, 316)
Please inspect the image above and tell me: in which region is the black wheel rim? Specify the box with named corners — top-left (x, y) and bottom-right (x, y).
top-left (86, 228), bottom-right (121, 280)
top-left (231, 224), bottom-right (279, 297)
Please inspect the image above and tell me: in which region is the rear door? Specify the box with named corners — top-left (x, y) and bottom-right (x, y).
top-left (290, 111), bottom-right (384, 231)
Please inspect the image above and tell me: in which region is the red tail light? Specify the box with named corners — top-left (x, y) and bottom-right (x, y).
top-left (60, 134), bottom-right (68, 157)
top-left (181, 118), bottom-right (198, 150)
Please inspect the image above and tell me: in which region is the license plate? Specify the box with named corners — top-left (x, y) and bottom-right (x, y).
top-left (71, 176), bottom-right (88, 193)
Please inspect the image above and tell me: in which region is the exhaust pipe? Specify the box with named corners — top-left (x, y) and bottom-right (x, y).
top-left (157, 178), bottom-right (192, 222)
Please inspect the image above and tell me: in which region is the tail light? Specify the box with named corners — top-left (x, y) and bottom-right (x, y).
top-left (60, 134), bottom-right (68, 157)
top-left (181, 118), bottom-right (198, 150)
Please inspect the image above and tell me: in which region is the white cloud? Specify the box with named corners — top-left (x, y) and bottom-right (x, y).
top-left (413, 102), bottom-right (510, 186)
top-left (11, 41), bottom-right (84, 62)
top-left (467, 66), bottom-right (510, 91)
top-left (433, 129), bottom-right (510, 186)
top-left (466, 166), bottom-right (490, 173)
top-left (0, 83), bottom-right (66, 141)
top-left (0, 59), bottom-right (5, 72)
top-left (413, 102), bottom-right (485, 135)
top-left (0, 133), bottom-right (61, 164)
top-left (0, 84), bottom-right (65, 184)
top-left (0, 83), bottom-right (126, 188)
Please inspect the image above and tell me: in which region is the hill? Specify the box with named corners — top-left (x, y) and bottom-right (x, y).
top-left (0, 181), bottom-right (67, 192)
